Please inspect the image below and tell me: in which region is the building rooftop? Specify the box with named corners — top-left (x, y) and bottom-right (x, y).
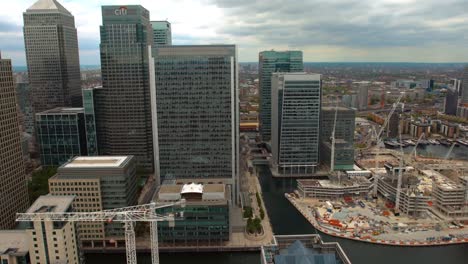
top-left (157, 183), bottom-right (226, 203)
top-left (26, 0), bottom-right (71, 15)
top-left (298, 176), bottom-right (371, 189)
top-left (0, 230), bottom-right (29, 256)
top-left (181, 183), bottom-right (203, 194)
top-left (37, 107), bottom-right (84, 115)
top-left (61, 156), bottom-right (130, 169)
top-left (421, 170), bottom-right (463, 191)
top-left (322, 106), bottom-right (354, 112)
top-left (26, 195), bottom-right (75, 214)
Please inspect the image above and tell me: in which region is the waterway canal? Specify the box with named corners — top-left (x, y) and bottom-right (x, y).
top-left (87, 145), bottom-right (468, 263)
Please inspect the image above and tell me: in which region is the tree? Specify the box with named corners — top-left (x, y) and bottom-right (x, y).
top-left (253, 217), bottom-right (262, 233)
top-left (256, 192), bottom-right (262, 207)
top-left (243, 206), bottom-right (253, 218)
top-left (259, 208), bottom-right (265, 220)
top-left (28, 167), bottom-right (57, 204)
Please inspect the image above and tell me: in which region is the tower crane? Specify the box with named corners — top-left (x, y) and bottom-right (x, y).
top-left (444, 142), bottom-right (457, 160)
top-left (394, 102), bottom-right (405, 215)
top-left (371, 92), bottom-right (405, 197)
top-left (16, 200), bottom-right (186, 264)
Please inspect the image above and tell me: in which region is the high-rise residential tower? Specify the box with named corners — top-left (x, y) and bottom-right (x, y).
top-left (0, 52), bottom-right (29, 229)
top-left (96, 5), bottom-right (154, 170)
top-left (151, 21), bottom-right (172, 45)
top-left (271, 73), bottom-right (321, 176)
top-left (152, 45), bottom-right (239, 200)
top-left (259, 50), bottom-right (303, 141)
top-left (23, 0), bottom-right (82, 113)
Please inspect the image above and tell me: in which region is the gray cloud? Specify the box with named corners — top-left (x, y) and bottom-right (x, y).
top-left (210, 0), bottom-right (468, 50)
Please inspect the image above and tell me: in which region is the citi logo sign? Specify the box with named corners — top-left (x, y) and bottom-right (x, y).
top-left (114, 6), bottom-right (128, 16)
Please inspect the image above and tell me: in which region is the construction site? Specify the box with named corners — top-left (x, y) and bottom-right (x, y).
top-left (287, 92), bottom-right (468, 246)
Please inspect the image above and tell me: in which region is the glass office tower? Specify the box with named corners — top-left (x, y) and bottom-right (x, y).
top-left (271, 73), bottom-right (321, 176)
top-left (320, 106), bottom-right (356, 171)
top-left (23, 0), bottom-right (82, 112)
top-left (83, 87), bottom-right (99, 156)
top-left (152, 45), bottom-right (239, 200)
top-left (151, 21), bottom-right (172, 45)
top-left (259, 50), bottom-right (303, 141)
top-left (96, 5), bottom-right (154, 171)
top-left (35, 107), bottom-right (88, 166)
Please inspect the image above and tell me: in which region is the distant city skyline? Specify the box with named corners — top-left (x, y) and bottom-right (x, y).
top-left (1, 0), bottom-right (468, 65)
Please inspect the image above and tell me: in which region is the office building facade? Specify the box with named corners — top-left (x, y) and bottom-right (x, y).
top-left (462, 66), bottom-right (468, 104)
top-left (0, 53), bottom-right (29, 229)
top-left (320, 106), bottom-right (355, 171)
top-left (259, 51), bottom-right (303, 140)
top-left (16, 82), bottom-right (35, 134)
top-left (156, 183), bottom-right (230, 246)
top-left (25, 195), bottom-right (80, 264)
top-left (23, 0), bottom-right (82, 112)
top-left (96, 5), bottom-right (154, 171)
top-left (36, 107), bottom-right (87, 166)
top-left (357, 84), bottom-right (369, 110)
top-left (271, 73), bottom-right (321, 176)
top-left (444, 88), bottom-right (458, 116)
top-left (151, 21), bottom-right (172, 45)
top-left (49, 156), bottom-right (138, 247)
top-left (83, 87), bottom-right (99, 155)
top-left (152, 45), bottom-right (239, 199)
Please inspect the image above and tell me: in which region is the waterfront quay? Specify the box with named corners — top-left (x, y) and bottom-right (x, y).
top-left (286, 194), bottom-right (468, 246)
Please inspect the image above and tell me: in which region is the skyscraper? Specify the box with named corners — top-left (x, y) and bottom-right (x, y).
top-left (444, 88), bottom-right (458, 116)
top-left (320, 106), bottom-right (356, 171)
top-left (0, 52), bottom-right (29, 229)
top-left (357, 84), bottom-right (369, 110)
top-left (259, 51), bottom-right (303, 141)
top-left (23, 0), bottom-right (82, 113)
top-left (151, 21), bottom-right (172, 45)
top-left (461, 66), bottom-right (468, 104)
top-left (16, 82), bottom-right (35, 134)
top-left (271, 73), bottom-right (321, 176)
top-left (152, 45), bottom-right (239, 200)
top-left (96, 5), bottom-right (154, 170)
top-left (83, 87), bottom-right (100, 156)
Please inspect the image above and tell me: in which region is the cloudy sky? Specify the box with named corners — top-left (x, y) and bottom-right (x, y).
top-left (1, 0), bottom-right (468, 65)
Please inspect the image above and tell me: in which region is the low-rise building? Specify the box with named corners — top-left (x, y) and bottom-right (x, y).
top-left (440, 122), bottom-right (458, 138)
top-left (377, 175), bottom-right (430, 217)
top-left (155, 182), bottom-right (230, 246)
top-left (297, 175), bottom-right (372, 199)
top-left (36, 107), bottom-right (87, 166)
top-left (410, 121), bottom-right (431, 138)
top-left (421, 170), bottom-right (468, 218)
top-left (261, 234), bottom-right (351, 264)
top-left (48, 156), bottom-right (138, 247)
top-left (25, 195), bottom-right (80, 264)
